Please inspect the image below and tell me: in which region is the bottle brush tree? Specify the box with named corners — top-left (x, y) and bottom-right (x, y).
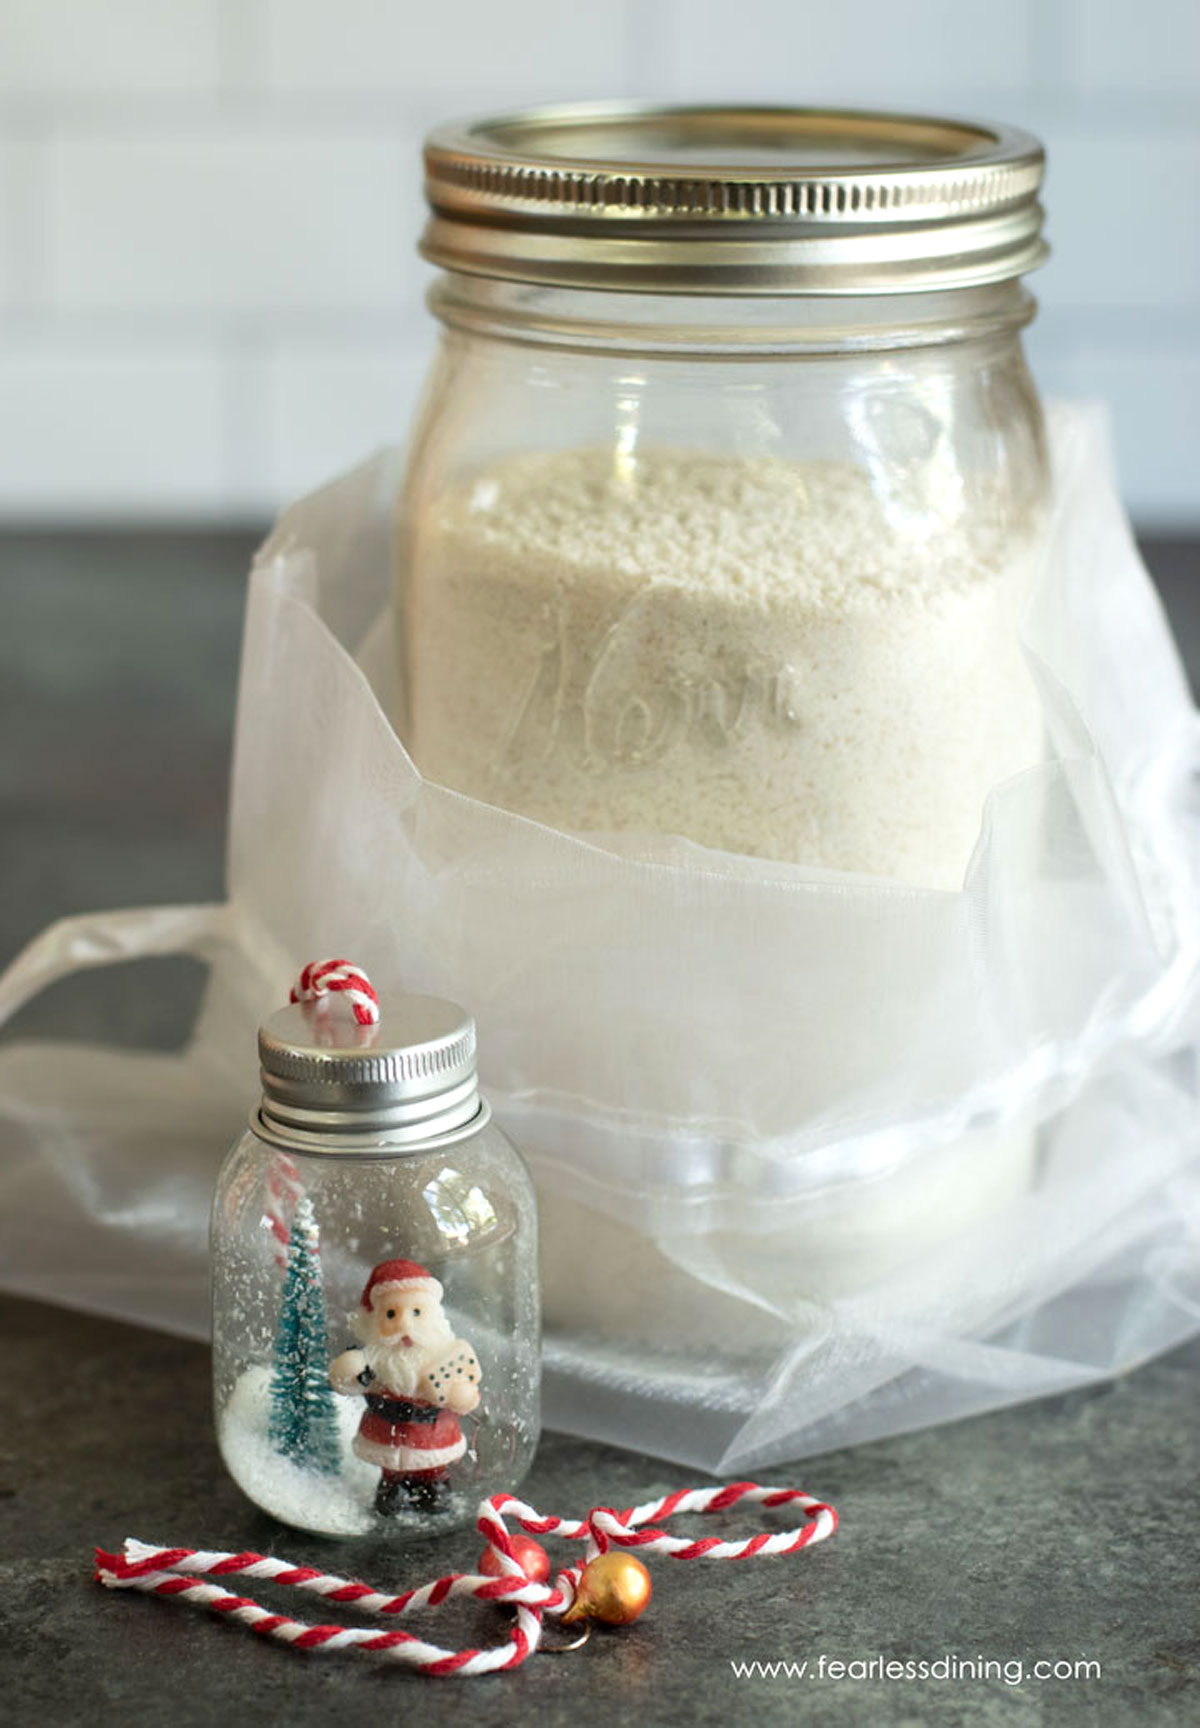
top-left (267, 1192), bottom-right (341, 1473)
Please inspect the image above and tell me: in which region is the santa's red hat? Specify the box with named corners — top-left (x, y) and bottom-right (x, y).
top-left (359, 1258), bottom-right (442, 1309)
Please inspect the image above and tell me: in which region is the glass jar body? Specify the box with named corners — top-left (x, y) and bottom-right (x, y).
top-left (211, 1114), bottom-right (540, 1537)
top-left (397, 277), bottom-right (1049, 891)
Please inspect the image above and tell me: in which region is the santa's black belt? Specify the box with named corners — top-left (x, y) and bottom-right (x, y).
top-left (365, 1395), bottom-right (441, 1424)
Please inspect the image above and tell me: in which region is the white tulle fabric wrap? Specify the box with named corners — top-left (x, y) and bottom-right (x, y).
top-left (2, 402), bottom-right (1199, 1472)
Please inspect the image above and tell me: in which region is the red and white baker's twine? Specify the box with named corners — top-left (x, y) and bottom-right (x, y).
top-left (290, 959), bottom-right (380, 1027)
top-left (95, 1482), bottom-right (837, 1677)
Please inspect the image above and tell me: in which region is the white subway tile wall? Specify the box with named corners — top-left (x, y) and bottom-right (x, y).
top-left (49, 134), bottom-right (417, 313)
top-left (660, 0), bottom-right (1040, 100)
top-left (0, 0), bottom-right (1195, 525)
top-left (1066, 0), bottom-right (1200, 94)
top-left (261, 0), bottom-right (635, 98)
top-left (0, 0), bottom-right (223, 97)
top-left (1046, 134), bottom-right (1200, 309)
top-left (0, 336), bottom-right (226, 511)
top-left (255, 337), bottom-right (429, 507)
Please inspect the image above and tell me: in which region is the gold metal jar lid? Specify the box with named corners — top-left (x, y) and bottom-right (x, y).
top-left (421, 103), bottom-right (1046, 295)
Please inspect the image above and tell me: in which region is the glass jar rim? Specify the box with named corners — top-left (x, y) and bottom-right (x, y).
top-left (249, 1097), bottom-right (493, 1158)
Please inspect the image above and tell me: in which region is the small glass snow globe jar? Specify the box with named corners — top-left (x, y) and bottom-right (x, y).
top-left (211, 993), bottom-right (540, 1538)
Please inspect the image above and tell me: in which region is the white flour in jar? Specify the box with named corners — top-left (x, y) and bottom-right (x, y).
top-left (406, 445), bottom-right (1043, 890)
top-left (404, 444), bottom-right (1045, 1339)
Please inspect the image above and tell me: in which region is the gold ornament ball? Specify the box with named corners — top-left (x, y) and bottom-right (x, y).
top-left (561, 1552), bottom-right (652, 1626)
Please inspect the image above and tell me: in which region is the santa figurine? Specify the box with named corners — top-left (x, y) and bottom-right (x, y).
top-left (329, 1258), bottom-right (481, 1516)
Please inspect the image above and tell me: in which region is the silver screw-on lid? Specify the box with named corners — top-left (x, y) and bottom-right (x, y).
top-left (256, 996), bottom-right (481, 1148)
top-left (421, 103), bottom-right (1046, 295)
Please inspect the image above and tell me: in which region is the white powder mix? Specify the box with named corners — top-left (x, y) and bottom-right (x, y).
top-left (406, 446), bottom-right (1043, 889)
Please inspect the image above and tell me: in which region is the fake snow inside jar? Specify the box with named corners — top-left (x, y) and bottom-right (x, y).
top-left (211, 992), bottom-right (540, 1538)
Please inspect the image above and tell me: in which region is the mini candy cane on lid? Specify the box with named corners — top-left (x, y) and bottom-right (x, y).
top-left (263, 961), bottom-right (379, 1267)
top-left (290, 959), bottom-right (380, 1027)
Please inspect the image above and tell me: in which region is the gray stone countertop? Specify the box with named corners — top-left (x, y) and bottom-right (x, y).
top-left (1, 530), bottom-right (1198, 1726)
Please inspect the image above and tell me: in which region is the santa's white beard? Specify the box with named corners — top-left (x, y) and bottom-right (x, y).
top-left (362, 1326), bottom-right (453, 1396)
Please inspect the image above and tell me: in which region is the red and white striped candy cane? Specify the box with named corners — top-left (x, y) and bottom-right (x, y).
top-left (268, 958), bottom-right (379, 1268)
top-left (95, 1481), bottom-right (837, 1677)
top-left (290, 959), bottom-right (380, 1027)
top-left (265, 1151), bottom-right (303, 1272)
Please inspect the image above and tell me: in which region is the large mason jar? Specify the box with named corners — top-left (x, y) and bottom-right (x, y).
top-left (397, 105), bottom-right (1049, 892)
top-left (211, 995), bottom-right (540, 1538)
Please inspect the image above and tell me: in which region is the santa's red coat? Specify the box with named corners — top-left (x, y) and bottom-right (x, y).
top-left (352, 1387), bottom-right (465, 1474)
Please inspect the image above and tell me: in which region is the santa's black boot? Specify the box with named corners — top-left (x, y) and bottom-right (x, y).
top-left (404, 1471), bottom-right (452, 1513)
top-left (374, 1472), bottom-right (408, 1517)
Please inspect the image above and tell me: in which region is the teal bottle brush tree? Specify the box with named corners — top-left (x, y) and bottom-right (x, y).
top-left (267, 1192), bottom-right (341, 1473)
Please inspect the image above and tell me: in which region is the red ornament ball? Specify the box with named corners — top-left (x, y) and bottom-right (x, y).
top-left (479, 1534), bottom-right (551, 1585)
